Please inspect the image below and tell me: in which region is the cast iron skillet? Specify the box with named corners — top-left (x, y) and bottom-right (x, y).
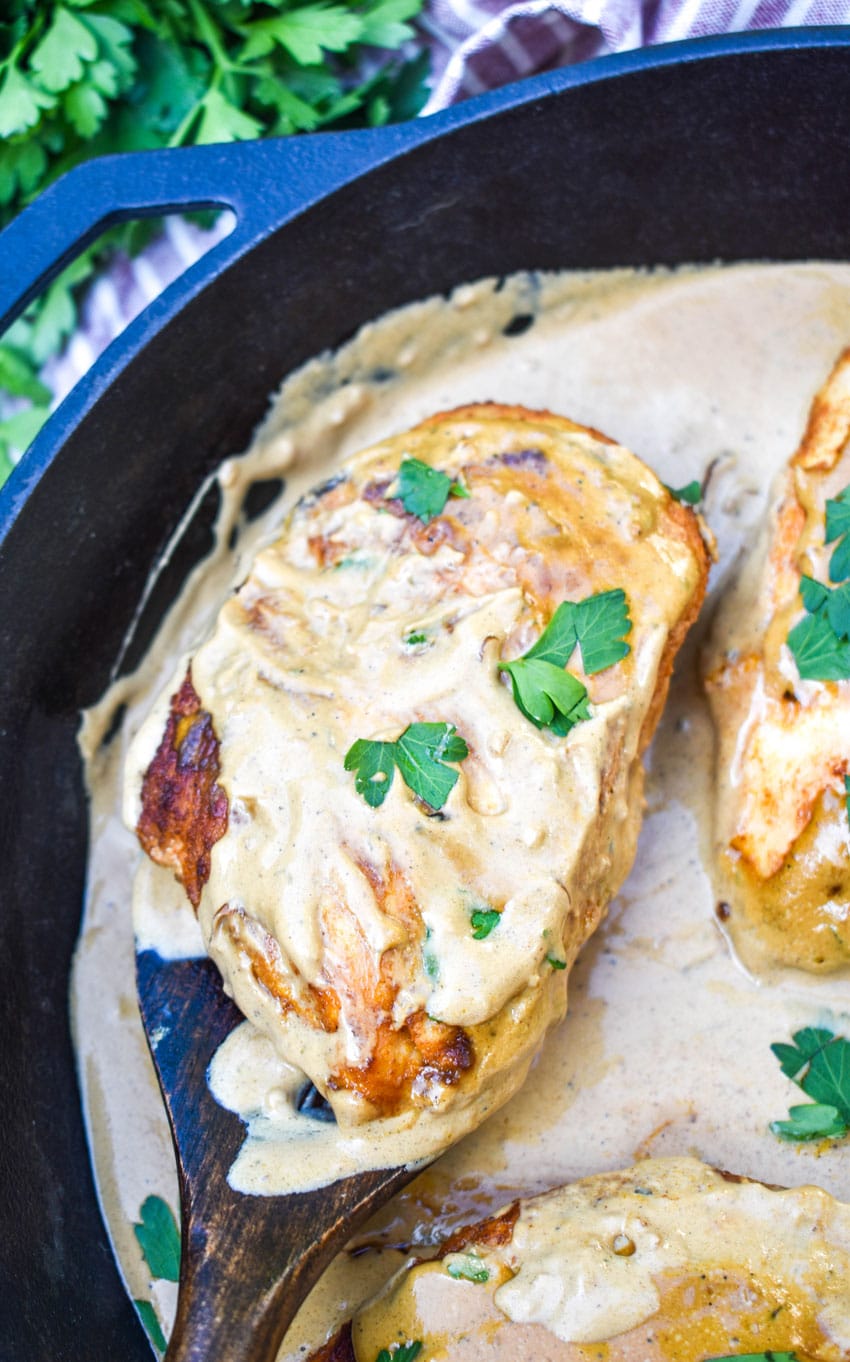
top-left (2, 28), bottom-right (850, 1362)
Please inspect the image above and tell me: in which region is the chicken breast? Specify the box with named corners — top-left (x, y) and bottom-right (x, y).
top-left (128, 403), bottom-right (708, 1157)
top-left (705, 351), bottom-right (850, 972)
top-left (311, 1156), bottom-right (850, 1362)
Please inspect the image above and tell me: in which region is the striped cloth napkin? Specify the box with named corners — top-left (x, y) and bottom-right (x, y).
top-left (40, 0), bottom-right (850, 406)
top-left (424, 0), bottom-right (850, 109)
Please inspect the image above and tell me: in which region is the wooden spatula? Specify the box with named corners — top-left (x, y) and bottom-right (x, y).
top-left (136, 949), bottom-right (417, 1362)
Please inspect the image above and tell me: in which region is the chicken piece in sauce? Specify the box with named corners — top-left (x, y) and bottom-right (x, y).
top-left (130, 403), bottom-right (708, 1155)
top-left (706, 351), bottom-right (850, 972)
top-left (309, 1157), bottom-right (850, 1362)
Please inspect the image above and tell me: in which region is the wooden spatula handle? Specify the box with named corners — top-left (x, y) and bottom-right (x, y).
top-left (136, 952), bottom-right (413, 1362)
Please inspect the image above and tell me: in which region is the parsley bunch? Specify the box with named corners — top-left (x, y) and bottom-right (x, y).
top-left (0, 0), bottom-right (429, 482)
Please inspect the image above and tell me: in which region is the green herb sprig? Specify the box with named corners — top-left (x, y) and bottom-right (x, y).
top-left (499, 590), bottom-right (631, 734)
top-left (391, 456), bottom-right (469, 523)
top-left (665, 478), bottom-right (702, 505)
top-left (705, 1352), bottom-right (799, 1362)
top-left (345, 722), bottom-right (468, 810)
top-left (770, 1026), bottom-right (850, 1142)
top-left (0, 0), bottom-right (429, 483)
top-left (376, 1343), bottom-right (422, 1362)
top-left (470, 907), bottom-right (500, 940)
top-left (445, 1251), bottom-right (490, 1283)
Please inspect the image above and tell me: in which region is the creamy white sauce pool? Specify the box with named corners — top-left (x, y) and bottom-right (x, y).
top-left (72, 264), bottom-right (850, 1357)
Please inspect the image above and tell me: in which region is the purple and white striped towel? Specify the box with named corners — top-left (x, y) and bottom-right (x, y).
top-left (424, 0), bottom-right (850, 108)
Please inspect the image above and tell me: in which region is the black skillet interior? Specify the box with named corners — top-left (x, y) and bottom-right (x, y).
top-left (2, 31), bottom-right (850, 1361)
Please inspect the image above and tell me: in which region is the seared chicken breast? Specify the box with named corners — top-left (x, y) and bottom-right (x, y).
top-left (311, 1157), bottom-right (850, 1362)
top-left (128, 404), bottom-right (708, 1155)
top-left (705, 351), bottom-right (850, 972)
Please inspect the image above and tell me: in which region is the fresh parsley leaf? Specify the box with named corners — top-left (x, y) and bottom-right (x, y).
top-left (359, 0), bottom-right (422, 48)
top-left (392, 457), bottom-right (469, 523)
top-left (798, 574), bottom-right (850, 640)
top-left (343, 739), bottom-right (396, 808)
top-left (395, 722), bottom-right (468, 809)
top-left (30, 8), bottom-right (98, 95)
top-left (827, 579), bottom-right (850, 639)
top-left (403, 631), bottom-right (428, 647)
top-left (520, 602), bottom-right (580, 667)
top-left (546, 954), bottom-right (566, 970)
top-left (499, 589), bottom-right (630, 734)
top-left (445, 1251), bottom-right (490, 1282)
top-left (770, 1026), bottom-right (850, 1142)
top-left (786, 610), bottom-right (850, 681)
top-left (500, 656), bottom-right (589, 732)
top-left (569, 589), bottom-right (632, 674)
top-left (770, 1102), bottom-right (847, 1142)
top-left (798, 574), bottom-right (830, 615)
top-left (470, 907), bottom-right (501, 940)
top-left (376, 1344), bottom-right (422, 1362)
top-left (0, 406), bottom-right (50, 468)
top-left (133, 1299), bottom-right (167, 1354)
top-left (346, 723), bottom-right (467, 810)
top-left (64, 79), bottom-right (110, 138)
top-left (0, 345), bottom-right (50, 404)
top-left (771, 1026), bottom-right (837, 1080)
top-left (133, 1195), bottom-right (180, 1282)
top-left (195, 87), bottom-right (263, 144)
top-left (705, 1353), bottom-right (800, 1361)
top-left (246, 5), bottom-right (364, 67)
top-left (0, 63), bottom-right (55, 138)
top-left (521, 591), bottom-right (632, 676)
top-left (826, 485), bottom-right (850, 581)
top-left (666, 479), bottom-right (702, 505)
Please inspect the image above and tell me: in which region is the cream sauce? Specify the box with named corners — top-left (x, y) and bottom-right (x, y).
top-left (73, 263), bottom-right (850, 1358)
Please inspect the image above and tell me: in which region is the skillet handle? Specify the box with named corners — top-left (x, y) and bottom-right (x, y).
top-left (0, 125), bottom-right (432, 337)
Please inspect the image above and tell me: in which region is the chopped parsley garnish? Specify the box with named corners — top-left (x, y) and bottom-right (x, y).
top-left (345, 723), bottom-right (468, 811)
top-left (500, 658), bottom-right (590, 734)
top-left (404, 631), bottom-right (429, 647)
top-left (705, 1353), bottom-right (799, 1361)
top-left (499, 590), bottom-right (631, 733)
top-left (392, 456), bottom-right (469, 523)
top-left (666, 479), bottom-right (702, 505)
top-left (445, 1251), bottom-right (490, 1283)
top-left (546, 954), bottom-right (567, 970)
top-left (376, 1344), bottom-right (422, 1362)
top-left (826, 485), bottom-right (850, 581)
top-left (470, 907), bottom-right (501, 940)
top-left (787, 484), bottom-right (850, 680)
top-left (423, 950), bottom-right (439, 982)
top-left (343, 738), bottom-right (397, 809)
top-left (769, 1026), bottom-right (850, 1142)
top-left (787, 609), bottom-right (850, 680)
